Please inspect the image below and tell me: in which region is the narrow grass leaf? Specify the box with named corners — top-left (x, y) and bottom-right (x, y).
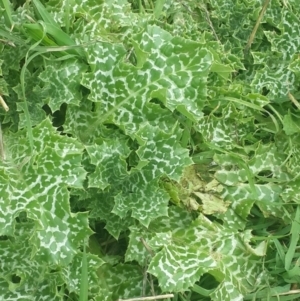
top-left (153, 0), bottom-right (166, 19)
top-left (32, 0), bottom-right (59, 27)
top-left (79, 242), bottom-right (88, 301)
top-left (285, 206), bottom-right (300, 270)
top-left (273, 238), bottom-right (286, 265)
top-left (0, 0), bottom-right (13, 27)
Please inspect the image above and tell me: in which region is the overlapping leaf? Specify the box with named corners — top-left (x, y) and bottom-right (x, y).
top-left (86, 138), bottom-right (130, 189)
top-left (126, 206), bottom-right (193, 265)
top-left (0, 119), bottom-right (91, 265)
top-left (0, 223), bottom-right (59, 300)
top-left (39, 58), bottom-right (87, 112)
top-left (81, 24), bottom-right (212, 135)
top-left (47, 0), bottom-right (137, 41)
top-left (96, 263), bottom-right (146, 301)
top-left (0, 221), bottom-right (101, 300)
top-left (12, 68), bottom-right (47, 128)
top-left (87, 191), bottom-right (134, 239)
top-left (197, 103), bottom-right (257, 150)
top-left (64, 99), bottom-right (105, 143)
top-left (61, 251), bottom-right (105, 296)
top-left (112, 124), bottom-right (191, 226)
top-left (2, 0), bottom-right (300, 301)
top-left (252, 10), bottom-right (300, 101)
top-left (208, 0), bottom-right (263, 55)
top-left (215, 143), bottom-right (292, 228)
top-left (147, 214), bottom-right (265, 299)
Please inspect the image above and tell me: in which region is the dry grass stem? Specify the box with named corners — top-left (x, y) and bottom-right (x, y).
top-left (288, 92), bottom-right (300, 110)
top-left (0, 123), bottom-right (5, 160)
top-left (244, 0), bottom-right (270, 53)
top-left (200, 4), bottom-right (220, 43)
top-left (277, 289), bottom-right (300, 296)
top-left (140, 237), bottom-right (155, 257)
top-left (0, 95), bottom-right (9, 111)
top-left (117, 294), bottom-right (174, 301)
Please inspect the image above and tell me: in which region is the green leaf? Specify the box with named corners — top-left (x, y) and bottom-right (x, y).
top-left (210, 62), bottom-right (234, 80)
top-left (113, 179), bottom-right (169, 227)
top-left (0, 222), bottom-right (65, 300)
top-left (197, 103), bottom-right (256, 150)
top-left (0, 119), bottom-right (92, 265)
top-left (285, 206), bottom-right (300, 270)
top-left (13, 68), bottom-right (47, 128)
top-left (64, 98), bottom-right (104, 143)
top-left (47, 0), bottom-right (137, 39)
top-left (86, 138), bottom-right (130, 190)
top-left (81, 25), bottom-right (212, 136)
top-left (283, 111), bottom-right (300, 135)
top-left (134, 123), bottom-right (192, 182)
top-left (252, 10), bottom-right (300, 100)
top-left (39, 58), bottom-right (87, 112)
top-left (126, 206), bottom-right (193, 265)
top-left (112, 124), bottom-right (192, 226)
top-left (148, 214), bottom-right (264, 297)
top-left (63, 250), bottom-right (104, 298)
top-left (98, 263), bottom-right (146, 301)
top-left (2, 1), bottom-right (300, 300)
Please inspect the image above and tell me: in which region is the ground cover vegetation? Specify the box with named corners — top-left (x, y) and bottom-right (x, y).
top-left (0, 0), bottom-right (300, 300)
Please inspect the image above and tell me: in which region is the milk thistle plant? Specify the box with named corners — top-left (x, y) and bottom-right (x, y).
top-left (1, 0), bottom-right (300, 300)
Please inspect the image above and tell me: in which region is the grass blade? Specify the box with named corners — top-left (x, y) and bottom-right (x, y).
top-left (64, 0), bottom-right (70, 34)
top-left (20, 25), bottom-right (49, 152)
top-left (79, 241), bottom-right (88, 301)
top-left (31, 0), bottom-right (84, 57)
top-left (32, 0), bottom-right (59, 27)
top-left (153, 0), bottom-right (165, 19)
top-left (0, 0), bottom-right (13, 27)
top-left (273, 238), bottom-right (286, 265)
top-left (285, 206), bottom-right (300, 270)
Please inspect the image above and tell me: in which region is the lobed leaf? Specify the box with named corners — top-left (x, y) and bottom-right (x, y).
top-left (148, 214), bottom-right (264, 297)
top-left (39, 58), bottom-right (87, 112)
top-left (0, 119), bottom-right (92, 265)
top-left (81, 25), bottom-right (212, 136)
